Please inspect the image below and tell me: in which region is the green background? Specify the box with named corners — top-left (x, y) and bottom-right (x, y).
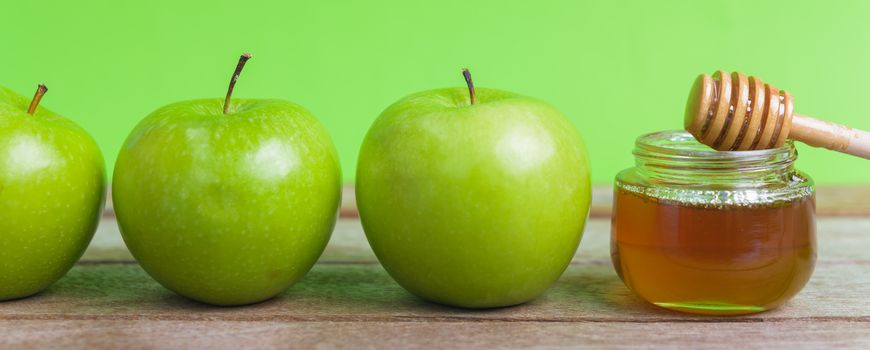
top-left (3, 0), bottom-right (869, 184)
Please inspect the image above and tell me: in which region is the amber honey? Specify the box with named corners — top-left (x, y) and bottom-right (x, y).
top-left (611, 188), bottom-right (815, 315)
top-left (613, 130), bottom-right (816, 315)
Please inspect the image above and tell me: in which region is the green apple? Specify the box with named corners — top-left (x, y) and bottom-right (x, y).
top-left (0, 84), bottom-right (106, 301)
top-left (356, 69), bottom-right (591, 308)
top-left (113, 54), bottom-right (341, 306)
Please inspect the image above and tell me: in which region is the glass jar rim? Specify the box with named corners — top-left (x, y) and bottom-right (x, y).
top-left (619, 130), bottom-right (813, 204)
top-left (635, 130), bottom-right (796, 161)
top-left (635, 130), bottom-right (796, 164)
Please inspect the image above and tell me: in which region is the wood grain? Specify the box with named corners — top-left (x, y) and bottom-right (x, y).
top-left (102, 185), bottom-right (870, 219)
top-left (4, 259), bottom-right (870, 322)
top-left (5, 186), bottom-right (870, 349)
top-left (2, 320), bottom-right (869, 350)
top-left (82, 217), bottom-right (870, 264)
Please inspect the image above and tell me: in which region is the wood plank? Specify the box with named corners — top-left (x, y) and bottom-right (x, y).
top-left (2, 259), bottom-right (868, 322)
top-left (12, 187), bottom-right (870, 349)
top-left (82, 217), bottom-right (870, 264)
top-left (71, 216), bottom-right (870, 322)
top-left (50, 216), bottom-right (870, 324)
top-left (102, 185), bottom-right (870, 219)
top-left (814, 186), bottom-right (870, 216)
top-left (1, 320), bottom-right (868, 350)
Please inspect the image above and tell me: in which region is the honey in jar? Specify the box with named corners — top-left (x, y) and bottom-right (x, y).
top-left (611, 131), bottom-right (816, 315)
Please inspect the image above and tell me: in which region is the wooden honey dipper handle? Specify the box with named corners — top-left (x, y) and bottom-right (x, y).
top-left (685, 70), bottom-right (870, 159)
top-left (790, 114), bottom-right (870, 159)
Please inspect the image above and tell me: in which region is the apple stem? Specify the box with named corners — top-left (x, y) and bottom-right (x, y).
top-left (223, 53), bottom-right (253, 114)
top-left (27, 84), bottom-right (48, 115)
top-left (462, 68), bottom-right (477, 105)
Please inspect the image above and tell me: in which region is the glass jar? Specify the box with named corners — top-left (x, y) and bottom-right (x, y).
top-left (611, 130), bottom-right (816, 315)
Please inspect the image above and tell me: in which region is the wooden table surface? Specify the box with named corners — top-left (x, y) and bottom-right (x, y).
top-left (3, 186), bottom-right (870, 349)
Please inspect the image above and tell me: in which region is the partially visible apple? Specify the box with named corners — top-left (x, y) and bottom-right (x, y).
top-left (356, 69), bottom-right (591, 308)
top-left (113, 54), bottom-right (341, 306)
top-left (0, 84), bottom-right (106, 301)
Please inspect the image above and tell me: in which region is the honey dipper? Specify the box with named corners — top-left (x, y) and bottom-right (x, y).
top-left (685, 71), bottom-right (870, 159)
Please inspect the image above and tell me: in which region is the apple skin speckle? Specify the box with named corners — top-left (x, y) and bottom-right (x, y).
top-left (0, 85), bottom-right (106, 301)
top-left (113, 98), bottom-right (341, 306)
top-left (356, 87), bottom-right (591, 309)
